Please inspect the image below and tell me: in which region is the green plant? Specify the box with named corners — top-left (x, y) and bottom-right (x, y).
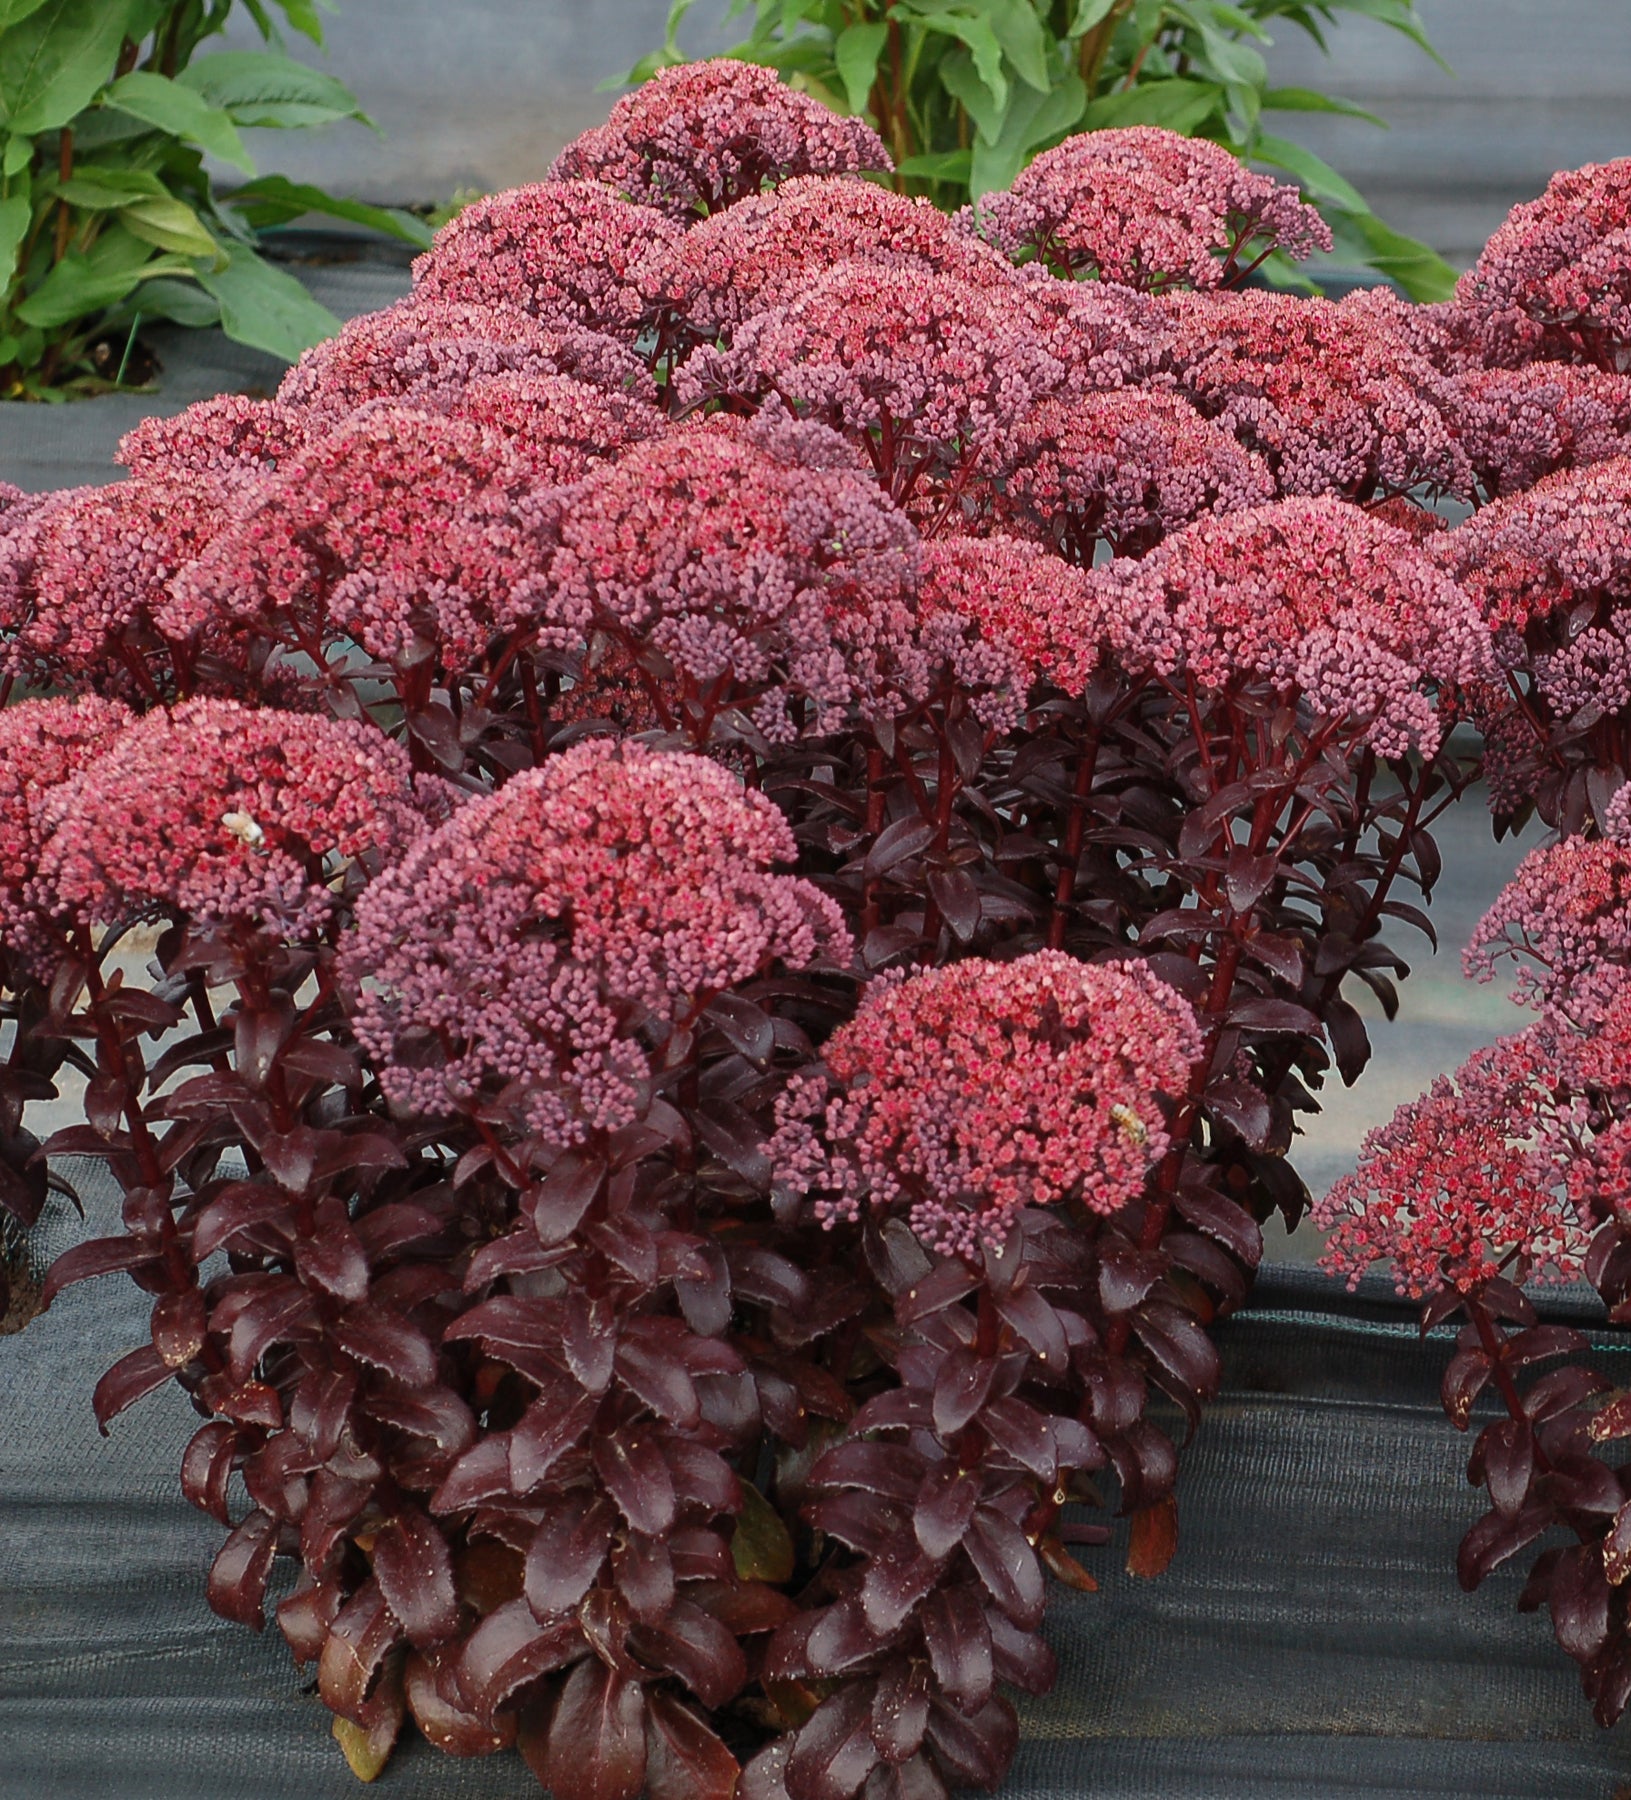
top-left (0, 0), bottom-right (432, 398)
top-left (628, 0), bottom-right (1456, 299)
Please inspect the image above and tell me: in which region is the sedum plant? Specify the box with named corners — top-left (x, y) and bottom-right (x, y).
top-left (10, 57), bottom-right (1631, 1800)
top-left (628, 0), bottom-right (1458, 298)
top-left (0, 0), bottom-right (431, 398)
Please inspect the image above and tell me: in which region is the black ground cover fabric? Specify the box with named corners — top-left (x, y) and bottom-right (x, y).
top-left (4, 1169), bottom-right (1631, 1799)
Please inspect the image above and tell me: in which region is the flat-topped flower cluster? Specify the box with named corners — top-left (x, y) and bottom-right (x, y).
top-left (9, 55), bottom-right (1631, 1799)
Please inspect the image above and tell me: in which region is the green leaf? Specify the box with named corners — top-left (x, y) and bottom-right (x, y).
top-left (271, 0), bottom-right (327, 44)
top-left (177, 51), bottom-right (366, 130)
top-left (0, 190), bottom-right (29, 288)
top-left (1081, 77), bottom-right (1223, 135)
top-left (0, 0), bottom-right (136, 136)
top-left (15, 226), bottom-right (188, 328)
top-left (52, 164), bottom-right (167, 208)
top-left (833, 20), bottom-right (887, 114)
top-left (938, 45), bottom-right (1007, 145)
top-left (105, 71), bottom-right (255, 174)
top-left (118, 272), bottom-right (218, 327)
top-left (1323, 0), bottom-right (1449, 71)
top-left (1322, 202), bottom-right (1456, 303)
top-left (970, 71), bottom-right (1086, 195)
top-left (894, 147), bottom-right (973, 181)
top-left (984, 0), bottom-right (1053, 93)
top-left (1262, 84), bottom-right (1386, 129)
top-left (224, 173), bottom-right (434, 248)
top-left (1067, 0), bottom-right (1120, 36)
top-left (120, 193), bottom-right (219, 259)
top-left (1253, 132), bottom-right (1367, 211)
top-left (0, 0), bottom-right (52, 27)
top-left (195, 240), bottom-right (339, 362)
top-left (895, 2), bottom-right (1007, 115)
top-left (731, 1482), bottom-right (795, 1584)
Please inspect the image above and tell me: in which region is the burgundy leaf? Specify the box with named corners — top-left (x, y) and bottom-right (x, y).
top-left (1479, 1417), bottom-right (1535, 1517)
top-left (545, 1659), bottom-right (648, 1800)
top-left (913, 1464), bottom-right (980, 1561)
top-left (964, 1506), bottom-right (1045, 1629)
top-left (300, 1470), bottom-right (370, 1573)
top-left (645, 1692), bottom-right (740, 1800)
top-left (980, 1395), bottom-right (1059, 1481)
top-left (1097, 1238), bottom-right (1163, 1315)
top-left (918, 1586), bottom-right (993, 1712)
top-left (563, 1289), bottom-right (618, 1394)
top-left (453, 1596), bottom-right (583, 1720)
top-left (92, 1344), bottom-right (174, 1432)
top-left (986, 1605), bottom-right (1059, 1693)
top-left (374, 1508), bottom-right (460, 1648)
top-left (811, 1439), bottom-right (924, 1504)
top-left (225, 1281), bottom-right (317, 1384)
top-left (931, 1345), bottom-right (997, 1439)
top-left (404, 1648), bottom-right (515, 1757)
top-left (991, 1282), bottom-right (1068, 1372)
top-left (923, 1694), bottom-right (1019, 1789)
top-left (295, 1202), bottom-right (369, 1302)
top-left (192, 1183), bottom-right (293, 1262)
top-left (870, 1656), bottom-right (931, 1764)
top-left (511, 1388), bottom-right (598, 1493)
top-left (662, 1438), bottom-right (740, 1518)
top-left (180, 1421), bottom-right (238, 1525)
top-left (1605, 1502), bottom-right (1631, 1586)
top-left (290, 1366), bottom-right (358, 1460)
top-left (150, 1287), bottom-right (206, 1367)
top-left (433, 1436), bottom-right (513, 1515)
top-left (524, 1493), bottom-right (615, 1618)
top-left (613, 1533), bottom-right (676, 1625)
top-left (527, 1149), bottom-right (607, 1247)
top-left (331, 1304), bottom-right (438, 1388)
top-left (894, 1261), bottom-right (979, 1326)
top-left (596, 1425), bottom-right (679, 1536)
top-left (629, 1598), bottom-right (747, 1709)
top-left (1172, 1184), bottom-right (1263, 1268)
top-left (41, 1235), bottom-right (156, 1308)
top-left (706, 992), bottom-right (777, 1065)
top-left (363, 1383), bottom-right (477, 1459)
top-left (1552, 1544), bottom-right (1612, 1663)
top-left (860, 1541), bottom-right (941, 1635)
top-left (207, 1507), bottom-right (280, 1630)
top-left (786, 1682), bottom-right (881, 1800)
top-left (617, 1333), bottom-right (702, 1430)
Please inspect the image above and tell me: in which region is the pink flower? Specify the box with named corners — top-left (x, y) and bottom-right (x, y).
top-left (277, 296), bottom-right (650, 422)
top-left (549, 58), bottom-right (890, 219)
top-left (1458, 158), bottom-right (1631, 371)
top-left (1451, 364), bottom-right (1631, 497)
top-left (640, 174), bottom-right (1017, 338)
top-left (2, 475), bottom-right (242, 694)
top-left (915, 532), bottom-right (1107, 697)
top-left (1436, 455), bottom-right (1631, 634)
top-left (538, 413), bottom-right (919, 738)
top-left (437, 371), bottom-right (665, 486)
top-left (38, 698), bottom-right (425, 938)
top-left (994, 387), bottom-right (1273, 562)
top-left (410, 182), bottom-right (681, 341)
top-left (1315, 1028), bottom-right (1589, 1297)
top-left (769, 952), bottom-right (1200, 1260)
top-left (966, 127), bottom-right (1330, 291)
top-left (1160, 288), bottom-right (1472, 502)
top-left (344, 738), bottom-right (849, 1139)
top-left (117, 396), bottom-right (310, 486)
top-left (678, 261), bottom-right (1061, 505)
top-left (1088, 498), bottom-right (1494, 756)
top-left (0, 696), bottom-right (132, 967)
top-left (161, 406), bottom-right (558, 673)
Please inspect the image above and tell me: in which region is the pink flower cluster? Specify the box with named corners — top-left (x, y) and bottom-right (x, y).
top-left (1161, 288), bottom-right (1472, 502)
top-left (915, 532), bottom-right (1106, 698)
top-left (994, 387), bottom-right (1274, 562)
top-left (549, 57), bottom-right (890, 219)
top-left (276, 296), bottom-right (649, 424)
top-left (1087, 498), bottom-right (1494, 756)
top-left (410, 181), bottom-right (680, 341)
top-left (37, 699), bottom-right (425, 938)
top-left (1436, 455), bottom-right (1631, 634)
top-left (117, 395), bottom-right (308, 486)
top-left (345, 738), bottom-right (848, 1139)
top-left (966, 128), bottom-right (1330, 291)
top-left (640, 175), bottom-right (1015, 337)
top-left (162, 406), bottom-right (556, 672)
top-left (1457, 157), bottom-right (1631, 370)
top-left (769, 951), bottom-right (1199, 1260)
top-left (540, 414), bottom-right (919, 737)
top-left (679, 262), bottom-right (1062, 504)
top-left (1450, 364), bottom-right (1631, 497)
top-left (1315, 1028), bottom-right (1590, 1297)
top-left (1, 475), bottom-right (239, 693)
top-left (0, 696), bottom-right (131, 966)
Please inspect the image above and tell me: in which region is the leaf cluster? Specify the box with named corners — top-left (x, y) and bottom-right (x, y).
top-left (0, 0), bottom-right (430, 397)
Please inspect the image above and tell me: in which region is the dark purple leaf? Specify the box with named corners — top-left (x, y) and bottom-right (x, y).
top-left (629, 1598), bottom-right (747, 1708)
top-left (454, 1596), bottom-right (582, 1720)
top-left (645, 1692), bottom-right (739, 1800)
top-left (918, 1586), bottom-right (993, 1712)
top-left (295, 1201), bottom-right (369, 1302)
top-left (786, 1682), bottom-right (880, 1800)
top-left (1551, 1544), bottom-right (1612, 1663)
top-left (923, 1695), bottom-right (1018, 1789)
top-left (525, 1494), bottom-right (614, 1618)
top-left (706, 992), bottom-right (777, 1065)
top-left (226, 1280), bottom-right (316, 1383)
top-left (207, 1508), bottom-right (279, 1629)
top-left (290, 1366), bottom-right (357, 1460)
top-left (331, 1304), bottom-right (437, 1388)
top-left (913, 1464), bottom-right (980, 1561)
top-left (1126, 1496), bottom-right (1180, 1578)
top-left (404, 1647), bottom-right (515, 1757)
top-left (870, 1656), bottom-right (930, 1764)
top-left (926, 868), bottom-right (980, 942)
top-left (526, 1150), bottom-right (606, 1247)
top-left (964, 1507), bottom-right (1045, 1629)
top-left (614, 1533), bottom-right (676, 1624)
top-left (1172, 1185), bottom-right (1263, 1268)
top-left (180, 1421), bottom-right (238, 1525)
top-left (992, 1283), bottom-right (1068, 1371)
top-left (986, 1606), bottom-right (1059, 1694)
top-left (545, 1659), bottom-right (647, 1800)
top-left (92, 1344), bottom-right (173, 1432)
top-left (1457, 1504), bottom-right (1552, 1590)
top-left (932, 1346), bottom-right (996, 1439)
top-left (41, 1235), bottom-right (154, 1308)
top-left (894, 1261), bottom-right (979, 1326)
top-left (980, 1395), bottom-right (1058, 1481)
top-left (811, 1440), bottom-right (923, 1504)
top-left (321, 1585), bottom-right (405, 1717)
top-left (595, 1425), bottom-right (678, 1536)
top-left (563, 1289), bottom-right (617, 1394)
top-left (865, 817), bottom-right (935, 880)
top-left (1479, 1418), bottom-right (1535, 1516)
top-left (511, 1388), bottom-right (598, 1493)
top-left (192, 1183), bottom-right (292, 1262)
top-left (617, 1334), bottom-right (701, 1430)
top-left (374, 1509), bottom-right (459, 1648)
